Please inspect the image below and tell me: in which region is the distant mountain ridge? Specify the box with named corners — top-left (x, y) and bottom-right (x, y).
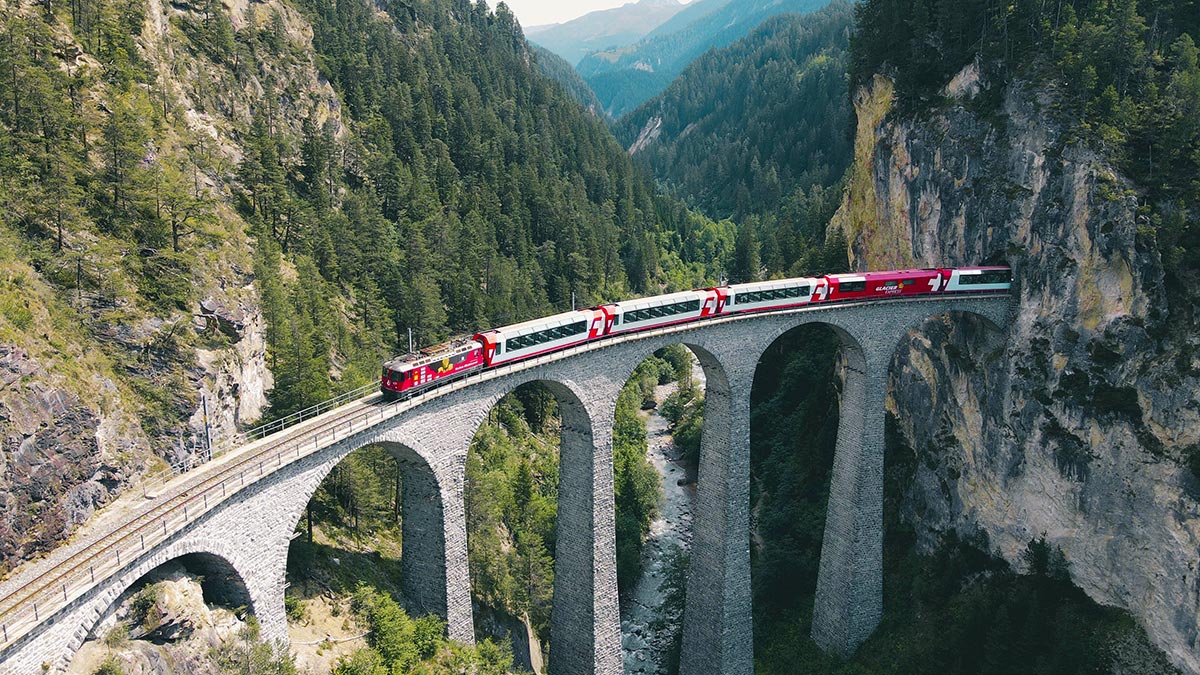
top-left (579, 0), bottom-right (833, 118)
top-left (532, 46), bottom-right (606, 117)
top-left (526, 0), bottom-right (687, 67)
top-left (616, 3), bottom-right (854, 222)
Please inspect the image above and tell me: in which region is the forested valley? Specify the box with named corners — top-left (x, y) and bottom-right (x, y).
top-left (1, 0), bottom-right (1196, 672)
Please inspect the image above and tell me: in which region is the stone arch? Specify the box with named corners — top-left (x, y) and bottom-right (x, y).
top-left (65, 540), bottom-right (259, 668)
top-left (278, 433), bottom-right (459, 626)
top-left (728, 320), bottom-right (869, 666)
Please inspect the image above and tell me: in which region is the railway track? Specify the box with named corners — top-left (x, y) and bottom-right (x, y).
top-left (0, 393), bottom-right (383, 648)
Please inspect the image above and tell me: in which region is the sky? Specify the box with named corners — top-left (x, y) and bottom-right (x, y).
top-left (489, 0), bottom-right (694, 29)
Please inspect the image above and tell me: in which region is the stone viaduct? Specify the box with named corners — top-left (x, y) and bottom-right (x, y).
top-left (0, 294), bottom-right (1010, 675)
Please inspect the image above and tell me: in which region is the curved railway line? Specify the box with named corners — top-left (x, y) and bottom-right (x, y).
top-left (0, 293), bottom-right (1008, 655)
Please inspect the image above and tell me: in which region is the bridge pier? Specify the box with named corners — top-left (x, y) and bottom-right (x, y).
top-left (394, 452), bottom-right (471, 641)
top-left (547, 377), bottom-right (622, 675)
top-left (679, 351), bottom-right (754, 675)
top-left (810, 334), bottom-right (892, 655)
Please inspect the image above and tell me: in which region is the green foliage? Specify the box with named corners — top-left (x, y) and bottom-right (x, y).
top-left (102, 624), bottom-right (129, 648)
top-left (237, 0), bottom-right (737, 421)
top-left (465, 372), bottom-right (661, 644)
top-left (337, 585), bottom-right (522, 675)
top-left (466, 389), bottom-right (560, 643)
top-left (580, 0), bottom-right (836, 117)
top-left (750, 326), bottom-right (842, 623)
top-left (616, 4), bottom-right (855, 224)
top-left (650, 544), bottom-right (689, 674)
top-left (208, 617), bottom-right (299, 675)
top-left (531, 46), bottom-right (605, 116)
top-left (309, 445), bottom-right (402, 539)
top-left (129, 585), bottom-right (159, 629)
top-left (614, 371), bottom-right (661, 589)
top-left (661, 383), bottom-right (704, 464)
top-left (284, 594), bottom-right (307, 623)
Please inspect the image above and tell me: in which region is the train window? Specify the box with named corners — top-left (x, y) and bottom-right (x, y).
top-left (614, 315), bottom-right (621, 325)
top-left (903, 279), bottom-right (915, 286)
top-left (960, 269), bottom-right (1011, 284)
top-left (839, 281), bottom-right (867, 292)
top-left (883, 281), bottom-right (898, 289)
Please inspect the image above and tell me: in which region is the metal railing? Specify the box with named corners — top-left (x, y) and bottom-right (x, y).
top-left (241, 382), bottom-right (379, 442)
top-left (0, 293), bottom-right (1009, 656)
top-left (127, 382), bottom-right (380, 500)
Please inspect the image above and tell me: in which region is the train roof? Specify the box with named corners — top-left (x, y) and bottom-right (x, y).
top-left (384, 336), bottom-right (480, 370)
top-left (726, 277), bottom-right (822, 293)
top-left (481, 309), bottom-right (595, 337)
top-left (605, 289), bottom-right (708, 310)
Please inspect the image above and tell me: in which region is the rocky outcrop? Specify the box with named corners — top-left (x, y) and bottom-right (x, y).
top-left (67, 569), bottom-right (246, 675)
top-left (836, 72), bottom-right (1200, 671)
top-left (0, 346), bottom-right (135, 575)
top-left (192, 290), bottom-right (272, 453)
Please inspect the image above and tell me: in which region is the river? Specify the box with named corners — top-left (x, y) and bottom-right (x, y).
top-left (620, 369), bottom-right (701, 675)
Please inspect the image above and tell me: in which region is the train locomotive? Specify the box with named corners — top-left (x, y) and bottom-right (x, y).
top-left (380, 266), bottom-right (1011, 400)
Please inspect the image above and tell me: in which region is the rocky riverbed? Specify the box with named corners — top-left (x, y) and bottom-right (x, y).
top-left (621, 374), bottom-right (700, 675)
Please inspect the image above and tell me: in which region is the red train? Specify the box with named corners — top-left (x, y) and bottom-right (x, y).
top-left (380, 266), bottom-right (1011, 400)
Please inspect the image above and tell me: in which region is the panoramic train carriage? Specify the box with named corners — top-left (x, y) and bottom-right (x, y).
top-left (600, 289), bottom-right (720, 335)
top-left (944, 266), bottom-right (1013, 292)
top-left (475, 308), bottom-right (606, 367)
top-left (380, 337), bottom-right (485, 400)
top-left (380, 266), bottom-right (1013, 399)
top-left (724, 277), bottom-right (823, 314)
top-left (824, 269), bottom-right (948, 302)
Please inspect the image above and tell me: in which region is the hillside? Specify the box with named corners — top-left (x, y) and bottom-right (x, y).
top-left (532, 46), bottom-right (606, 117)
top-left (617, 3), bottom-right (854, 225)
top-left (0, 0), bottom-right (726, 579)
top-left (526, 0), bottom-right (686, 67)
top-left (577, 0), bottom-right (833, 117)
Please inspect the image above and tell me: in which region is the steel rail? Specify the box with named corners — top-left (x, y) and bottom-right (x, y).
top-left (0, 293), bottom-right (1007, 653)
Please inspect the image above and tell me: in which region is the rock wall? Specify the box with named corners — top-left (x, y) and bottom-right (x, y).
top-left (835, 71), bottom-right (1200, 671)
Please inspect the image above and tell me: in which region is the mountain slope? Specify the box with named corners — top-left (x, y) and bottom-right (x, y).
top-left (526, 0), bottom-right (686, 67)
top-left (616, 3), bottom-right (854, 223)
top-left (579, 0), bottom-right (833, 117)
top-left (0, 0), bottom-right (726, 578)
top-left (532, 46), bottom-right (606, 117)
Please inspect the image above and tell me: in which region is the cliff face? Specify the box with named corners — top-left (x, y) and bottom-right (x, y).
top-left (835, 71), bottom-right (1200, 671)
top-left (0, 0), bottom-right (345, 574)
